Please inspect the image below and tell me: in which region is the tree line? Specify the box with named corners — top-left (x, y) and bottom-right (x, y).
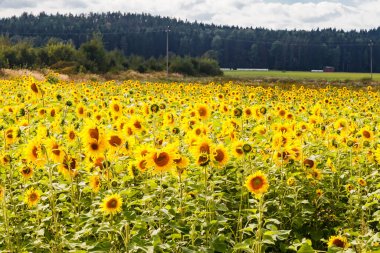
top-left (0, 12), bottom-right (380, 72)
top-left (0, 34), bottom-right (222, 76)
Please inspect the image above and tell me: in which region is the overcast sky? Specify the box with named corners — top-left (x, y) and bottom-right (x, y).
top-left (0, 0), bottom-right (379, 30)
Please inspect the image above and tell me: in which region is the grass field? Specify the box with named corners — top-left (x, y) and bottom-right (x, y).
top-left (223, 70), bottom-right (380, 81)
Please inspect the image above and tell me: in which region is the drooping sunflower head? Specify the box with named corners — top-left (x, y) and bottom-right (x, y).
top-left (245, 171), bottom-right (269, 198)
top-left (327, 235), bottom-right (350, 249)
top-left (101, 193), bottom-right (123, 215)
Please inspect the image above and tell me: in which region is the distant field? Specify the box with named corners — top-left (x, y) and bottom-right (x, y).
top-left (223, 70), bottom-right (380, 81)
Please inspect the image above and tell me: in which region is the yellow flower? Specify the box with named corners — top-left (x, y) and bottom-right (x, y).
top-left (146, 148), bottom-right (175, 173)
top-left (316, 189), bottom-right (323, 197)
top-left (24, 188), bottom-right (41, 208)
top-left (357, 178), bottom-right (367, 187)
top-left (89, 175), bottom-right (101, 193)
top-left (101, 193), bottom-right (123, 215)
top-left (246, 171), bottom-right (269, 198)
top-left (196, 103), bottom-right (211, 120)
top-left (287, 177), bottom-right (296, 186)
top-left (212, 145), bottom-right (229, 167)
top-left (19, 165), bottom-right (34, 180)
top-left (327, 235), bottom-right (350, 249)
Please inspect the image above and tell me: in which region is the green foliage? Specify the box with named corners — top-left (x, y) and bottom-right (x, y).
top-left (0, 35), bottom-right (222, 76)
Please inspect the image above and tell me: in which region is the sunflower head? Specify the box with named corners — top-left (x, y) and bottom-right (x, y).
top-left (101, 193), bottom-right (123, 215)
top-left (89, 175), bottom-right (101, 193)
top-left (246, 171), bottom-right (269, 198)
top-left (20, 166), bottom-right (34, 180)
top-left (24, 188), bottom-right (41, 208)
top-left (328, 235), bottom-right (350, 249)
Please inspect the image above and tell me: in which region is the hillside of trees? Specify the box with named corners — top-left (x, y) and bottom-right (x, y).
top-left (0, 34), bottom-right (222, 76)
top-left (0, 12), bottom-right (380, 72)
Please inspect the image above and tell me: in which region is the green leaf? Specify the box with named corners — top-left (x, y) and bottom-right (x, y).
top-left (297, 243), bottom-right (315, 253)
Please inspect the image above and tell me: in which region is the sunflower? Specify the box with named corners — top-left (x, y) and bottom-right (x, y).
top-left (130, 116), bottom-right (145, 133)
top-left (30, 82), bottom-right (39, 94)
top-left (5, 126), bottom-right (18, 145)
top-left (89, 175), bottom-right (101, 193)
top-left (327, 235), bottom-right (350, 249)
top-left (345, 184), bottom-right (355, 192)
top-left (303, 158), bottom-right (317, 170)
top-left (316, 189), bottom-right (323, 197)
top-left (196, 104), bottom-right (210, 120)
top-left (107, 132), bottom-right (124, 151)
top-left (135, 158), bottom-right (148, 172)
top-left (110, 101), bottom-right (123, 116)
top-left (287, 177), bottom-right (296, 186)
top-left (84, 137), bottom-right (107, 157)
top-left (359, 127), bottom-right (373, 141)
top-left (101, 193), bottom-right (123, 215)
top-left (76, 103), bottom-right (86, 118)
top-left (146, 148), bottom-right (175, 173)
top-left (24, 138), bottom-right (45, 167)
top-left (357, 178), bottom-right (367, 187)
top-left (46, 138), bottom-right (65, 163)
top-left (307, 168), bottom-right (323, 181)
top-left (60, 155), bottom-right (78, 178)
top-left (19, 165), bottom-right (34, 180)
top-left (246, 171), bottom-right (269, 198)
top-left (24, 188), bottom-right (41, 208)
top-left (190, 138), bottom-right (212, 158)
top-left (173, 155), bottom-right (189, 169)
top-left (232, 141), bottom-right (245, 159)
top-left (66, 125), bottom-right (77, 143)
top-left (212, 145), bottom-right (229, 167)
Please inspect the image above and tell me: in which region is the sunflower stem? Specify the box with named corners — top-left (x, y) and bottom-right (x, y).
top-left (254, 195), bottom-right (264, 253)
top-left (159, 172), bottom-right (163, 230)
top-left (204, 165), bottom-right (209, 246)
top-left (2, 187), bottom-right (12, 252)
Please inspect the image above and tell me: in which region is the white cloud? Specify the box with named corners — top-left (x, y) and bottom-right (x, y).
top-left (0, 0), bottom-right (379, 30)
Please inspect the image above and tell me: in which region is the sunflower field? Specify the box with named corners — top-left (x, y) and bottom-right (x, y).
top-left (0, 77), bottom-right (379, 253)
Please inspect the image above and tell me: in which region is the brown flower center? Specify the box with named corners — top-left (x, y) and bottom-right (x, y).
top-left (52, 144), bottom-right (60, 156)
top-left (363, 130), bottom-right (371, 139)
top-left (89, 128), bottom-right (99, 140)
top-left (250, 177), bottom-right (264, 190)
top-left (107, 198), bottom-right (118, 209)
top-left (90, 142), bottom-right (99, 151)
top-left (109, 136), bottom-right (122, 146)
top-left (29, 192), bottom-right (38, 201)
top-left (69, 131), bottom-right (76, 140)
top-left (31, 83), bottom-right (38, 93)
top-left (200, 143), bottom-right (210, 154)
top-left (153, 152), bottom-right (170, 167)
top-left (332, 239), bottom-right (345, 248)
top-left (214, 149), bottom-right (225, 162)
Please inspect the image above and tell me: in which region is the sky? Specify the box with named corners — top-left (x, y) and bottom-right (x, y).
top-left (0, 0), bottom-right (379, 31)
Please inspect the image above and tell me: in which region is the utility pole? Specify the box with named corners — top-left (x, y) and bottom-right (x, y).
top-left (166, 26), bottom-right (170, 78)
top-left (369, 40), bottom-right (374, 79)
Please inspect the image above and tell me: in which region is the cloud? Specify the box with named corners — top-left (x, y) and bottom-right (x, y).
top-left (0, 0), bottom-right (37, 9)
top-left (0, 0), bottom-right (379, 30)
